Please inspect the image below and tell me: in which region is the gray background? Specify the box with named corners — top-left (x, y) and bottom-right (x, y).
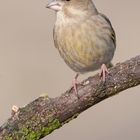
top-left (0, 0), bottom-right (140, 140)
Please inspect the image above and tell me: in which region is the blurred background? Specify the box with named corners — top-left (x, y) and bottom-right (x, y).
top-left (0, 0), bottom-right (140, 140)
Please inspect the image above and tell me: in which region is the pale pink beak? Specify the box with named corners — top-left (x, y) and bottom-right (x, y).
top-left (46, 0), bottom-right (62, 11)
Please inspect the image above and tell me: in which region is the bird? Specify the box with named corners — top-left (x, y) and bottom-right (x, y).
top-left (46, 0), bottom-right (116, 95)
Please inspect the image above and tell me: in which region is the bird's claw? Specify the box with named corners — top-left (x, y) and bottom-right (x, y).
top-left (99, 64), bottom-right (109, 81)
top-left (71, 74), bottom-right (80, 99)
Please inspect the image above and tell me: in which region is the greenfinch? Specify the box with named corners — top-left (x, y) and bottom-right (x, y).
top-left (47, 0), bottom-right (116, 94)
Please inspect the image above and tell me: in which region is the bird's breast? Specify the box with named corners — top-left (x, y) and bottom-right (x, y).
top-left (53, 16), bottom-right (115, 73)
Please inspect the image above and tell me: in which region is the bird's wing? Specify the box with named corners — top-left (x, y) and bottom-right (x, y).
top-left (99, 13), bottom-right (116, 47)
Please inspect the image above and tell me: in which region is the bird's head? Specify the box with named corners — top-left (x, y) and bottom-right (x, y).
top-left (46, 0), bottom-right (98, 17)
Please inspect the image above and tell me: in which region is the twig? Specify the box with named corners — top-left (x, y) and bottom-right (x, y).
top-left (0, 55), bottom-right (140, 140)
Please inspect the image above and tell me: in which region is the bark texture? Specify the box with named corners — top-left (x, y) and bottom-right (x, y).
top-left (0, 55), bottom-right (140, 140)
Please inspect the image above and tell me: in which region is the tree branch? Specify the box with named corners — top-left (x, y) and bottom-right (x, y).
top-left (0, 55), bottom-right (140, 140)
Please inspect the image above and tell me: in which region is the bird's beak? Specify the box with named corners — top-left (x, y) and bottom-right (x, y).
top-left (46, 0), bottom-right (62, 11)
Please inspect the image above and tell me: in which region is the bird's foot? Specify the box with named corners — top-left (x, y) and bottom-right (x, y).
top-left (99, 64), bottom-right (109, 81)
top-left (72, 79), bottom-right (79, 95)
top-left (72, 74), bottom-right (80, 98)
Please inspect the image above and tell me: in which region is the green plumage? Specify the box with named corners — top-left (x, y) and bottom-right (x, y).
top-left (52, 0), bottom-right (116, 73)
